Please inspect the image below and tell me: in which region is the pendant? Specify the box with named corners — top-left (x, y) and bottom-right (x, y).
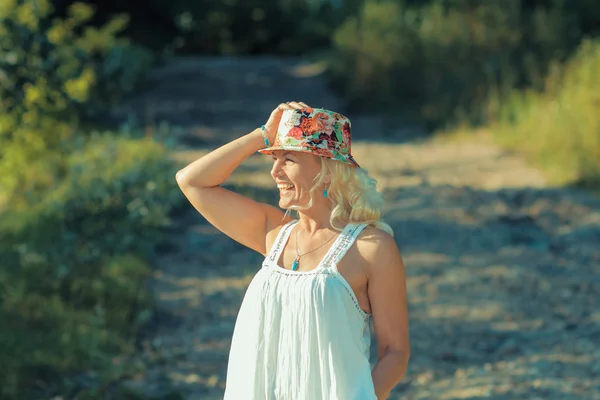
top-left (292, 257), bottom-right (299, 271)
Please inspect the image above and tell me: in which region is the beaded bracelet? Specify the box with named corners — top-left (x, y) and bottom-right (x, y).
top-left (260, 125), bottom-right (269, 147)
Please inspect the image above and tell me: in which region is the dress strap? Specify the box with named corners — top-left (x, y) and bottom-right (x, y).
top-left (327, 222), bottom-right (369, 266)
top-left (266, 219), bottom-right (298, 263)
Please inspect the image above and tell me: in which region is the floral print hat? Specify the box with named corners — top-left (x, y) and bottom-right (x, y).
top-left (258, 107), bottom-right (360, 167)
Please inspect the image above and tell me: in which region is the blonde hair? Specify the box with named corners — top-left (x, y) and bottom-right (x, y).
top-left (283, 156), bottom-right (394, 236)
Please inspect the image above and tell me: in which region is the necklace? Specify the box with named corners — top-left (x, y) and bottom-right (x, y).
top-left (292, 225), bottom-right (338, 271)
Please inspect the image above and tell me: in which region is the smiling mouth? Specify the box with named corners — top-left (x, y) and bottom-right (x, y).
top-left (277, 184), bottom-right (295, 193)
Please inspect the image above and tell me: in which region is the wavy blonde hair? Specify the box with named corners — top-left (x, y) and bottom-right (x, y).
top-left (283, 156), bottom-right (394, 236)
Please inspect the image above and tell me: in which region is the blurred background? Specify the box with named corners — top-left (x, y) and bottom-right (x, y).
top-left (1, 0), bottom-right (599, 399)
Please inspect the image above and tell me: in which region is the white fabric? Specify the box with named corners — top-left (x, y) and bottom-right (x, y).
top-left (224, 219), bottom-right (377, 400)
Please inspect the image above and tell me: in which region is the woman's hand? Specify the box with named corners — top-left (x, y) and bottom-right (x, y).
top-left (263, 101), bottom-right (311, 144)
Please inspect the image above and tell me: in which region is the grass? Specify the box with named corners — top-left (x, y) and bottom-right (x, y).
top-left (436, 39), bottom-right (600, 191)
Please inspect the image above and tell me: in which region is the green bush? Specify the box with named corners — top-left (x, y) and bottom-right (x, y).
top-left (0, 0), bottom-right (152, 119)
top-left (489, 39), bottom-right (600, 187)
top-left (328, 0), bottom-right (574, 129)
top-left (0, 2), bottom-right (181, 398)
top-left (0, 133), bottom-right (182, 398)
top-left (0, 0), bottom-right (153, 208)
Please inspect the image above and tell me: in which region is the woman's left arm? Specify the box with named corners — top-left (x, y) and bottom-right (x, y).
top-left (362, 231), bottom-right (410, 400)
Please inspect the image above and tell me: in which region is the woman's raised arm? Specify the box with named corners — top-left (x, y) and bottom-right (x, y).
top-left (175, 104), bottom-right (293, 255)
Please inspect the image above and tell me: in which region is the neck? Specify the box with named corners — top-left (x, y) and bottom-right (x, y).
top-left (296, 213), bottom-right (336, 235)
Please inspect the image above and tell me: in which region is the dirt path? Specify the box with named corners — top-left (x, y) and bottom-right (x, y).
top-left (120, 57), bottom-right (600, 400)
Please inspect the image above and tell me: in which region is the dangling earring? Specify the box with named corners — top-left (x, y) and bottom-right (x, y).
top-left (323, 187), bottom-right (328, 198)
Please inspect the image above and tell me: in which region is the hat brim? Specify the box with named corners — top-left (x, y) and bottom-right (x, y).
top-left (257, 145), bottom-right (360, 168)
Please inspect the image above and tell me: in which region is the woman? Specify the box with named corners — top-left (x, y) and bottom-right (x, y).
top-left (175, 101), bottom-right (410, 399)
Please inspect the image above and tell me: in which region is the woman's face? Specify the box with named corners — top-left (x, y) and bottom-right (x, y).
top-left (270, 150), bottom-right (323, 209)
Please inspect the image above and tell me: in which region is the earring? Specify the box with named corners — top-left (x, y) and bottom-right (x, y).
top-left (323, 187), bottom-right (328, 198)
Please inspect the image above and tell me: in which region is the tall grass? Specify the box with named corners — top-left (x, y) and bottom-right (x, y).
top-left (488, 39), bottom-right (600, 187)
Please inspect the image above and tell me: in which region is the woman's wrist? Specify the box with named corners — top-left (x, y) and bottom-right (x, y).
top-left (259, 125), bottom-right (270, 147)
top-left (249, 128), bottom-right (268, 151)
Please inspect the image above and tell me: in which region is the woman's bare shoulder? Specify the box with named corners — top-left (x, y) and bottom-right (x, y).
top-left (356, 225), bottom-right (401, 269)
top-left (357, 225), bottom-right (394, 244)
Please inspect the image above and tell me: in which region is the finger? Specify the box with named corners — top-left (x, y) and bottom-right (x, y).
top-left (288, 101), bottom-right (303, 109)
top-left (298, 101), bottom-right (310, 108)
top-left (276, 103), bottom-right (292, 112)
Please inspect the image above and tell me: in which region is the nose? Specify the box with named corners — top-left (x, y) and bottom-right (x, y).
top-left (270, 158), bottom-right (284, 180)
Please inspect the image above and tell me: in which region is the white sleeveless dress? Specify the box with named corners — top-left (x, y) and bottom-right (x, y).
top-left (223, 219), bottom-right (377, 400)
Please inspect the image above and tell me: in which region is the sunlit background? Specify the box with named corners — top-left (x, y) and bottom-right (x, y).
top-left (1, 0), bottom-right (599, 399)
